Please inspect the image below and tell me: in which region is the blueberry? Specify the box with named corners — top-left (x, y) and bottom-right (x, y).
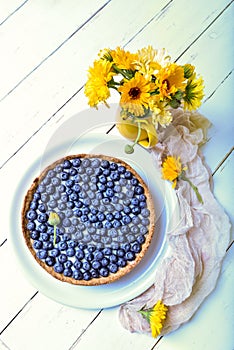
top-left (62, 218), bottom-right (71, 227)
top-left (86, 253), bottom-right (94, 262)
top-left (122, 215), bottom-right (131, 225)
top-left (124, 171), bottom-right (132, 179)
top-left (58, 184), bottom-right (66, 192)
top-left (120, 225), bottom-right (130, 234)
top-left (47, 170), bottom-right (56, 178)
top-left (67, 248), bottom-right (75, 257)
top-left (38, 184), bottom-right (46, 193)
top-left (34, 192), bottom-right (41, 201)
top-left (66, 179), bottom-right (74, 188)
top-left (88, 213), bottom-right (98, 223)
top-left (58, 241), bottom-right (68, 250)
top-left (61, 194), bottom-right (68, 203)
top-left (99, 175), bottom-right (107, 184)
top-left (94, 250), bottom-right (104, 261)
top-left (134, 185), bottom-right (144, 195)
top-left (132, 216), bottom-right (140, 225)
top-left (58, 254), bottom-right (68, 263)
top-left (64, 260), bottom-right (73, 268)
top-left (66, 188), bottom-right (73, 195)
top-left (137, 235), bottom-right (145, 244)
top-left (74, 209), bottom-right (82, 217)
top-left (51, 177), bottom-right (61, 186)
top-left (61, 172), bottom-right (69, 180)
top-left (67, 201), bottom-right (75, 209)
top-left (41, 232), bottom-right (50, 241)
top-left (131, 242), bottom-right (141, 253)
top-left (72, 158), bottom-right (81, 167)
top-left (99, 267), bottom-right (109, 277)
top-left (64, 268), bottom-right (73, 277)
top-left (131, 198), bottom-right (139, 206)
top-left (76, 249), bottom-right (84, 260)
top-left (48, 200), bottom-right (57, 209)
top-left (73, 270), bottom-right (83, 280)
top-left (63, 160), bottom-right (72, 169)
top-left (127, 234), bottom-right (135, 243)
top-left (102, 247), bottom-right (112, 255)
top-left (74, 260), bottom-right (82, 270)
top-left (142, 218), bottom-right (150, 226)
top-left (70, 192), bottom-right (78, 201)
top-left (114, 185), bottom-right (121, 193)
top-left (108, 228), bottom-right (118, 238)
top-left (91, 269), bottom-right (99, 278)
top-left (82, 158), bottom-right (91, 167)
top-left (69, 168), bottom-right (77, 176)
top-left (42, 177), bottom-right (50, 185)
top-left (131, 178), bottom-right (139, 186)
top-left (118, 165), bottom-right (126, 174)
top-left (109, 263), bottom-right (118, 273)
top-left (67, 240), bottom-right (77, 248)
top-left (38, 203), bottom-right (47, 212)
top-left (45, 256), bottom-right (56, 266)
top-left (30, 231), bottom-right (40, 240)
top-left (38, 224), bottom-right (47, 233)
top-left (125, 251), bottom-right (135, 261)
top-left (80, 215), bottom-right (88, 223)
top-left (41, 193), bottom-right (49, 203)
top-left (107, 180), bottom-right (114, 188)
top-left (55, 165), bottom-right (63, 173)
top-left (117, 257), bottom-right (127, 267)
top-left (30, 201), bottom-right (38, 210)
top-left (109, 254), bottom-right (118, 263)
top-left (110, 172), bottom-right (120, 181)
top-left (37, 249), bottom-right (48, 259)
top-left (65, 209), bottom-right (73, 218)
top-left (101, 160), bottom-right (110, 169)
top-left (106, 188), bottom-right (114, 197)
top-left (131, 226), bottom-right (139, 234)
top-left (54, 263), bottom-right (64, 273)
top-left (113, 220), bottom-right (121, 228)
top-left (83, 272), bottom-right (91, 281)
top-left (46, 185), bottom-right (55, 195)
top-left (123, 206), bottom-right (131, 214)
top-left (27, 210), bottom-right (37, 221)
top-left (83, 261), bottom-right (91, 271)
top-left (51, 248), bottom-right (60, 257)
top-left (97, 183), bottom-right (106, 192)
top-left (141, 208), bottom-right (150, 218)
top-left (117, 249), bottom-right (125, 257)
top-left (102, 197), bottom-right (110, 204)
top-left (132, 206), bottom-right (141, 215)
top-left (104, 221), bottom-right (112, 229)
top-left (106, 213), bottom-right (113, 222)
top-left (101, 257), bottom-right (109, 267)
top-left (92, 260), bottom-right (101, 270)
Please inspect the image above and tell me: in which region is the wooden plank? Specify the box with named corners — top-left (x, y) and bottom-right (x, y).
top-left (0, 241), bottom-right (36, 333)
top-left (0, 0), bottom-right (28, 25)
top-left (0, 0), bottom-right (228, 167)
top-left (0, 0), bottom-right (109, 99)
top-left (1, 292), bottom-right (101, 350)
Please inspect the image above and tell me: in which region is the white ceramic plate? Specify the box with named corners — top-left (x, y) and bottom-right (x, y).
top-left (9, 132), bottom-right (179, 309)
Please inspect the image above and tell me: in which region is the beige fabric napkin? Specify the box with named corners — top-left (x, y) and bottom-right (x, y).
top-left (119, 109), bottom-right (231, 336)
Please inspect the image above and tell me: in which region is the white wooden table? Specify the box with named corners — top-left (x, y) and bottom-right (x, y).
top-left (0, 1), bottom-right (233, 349)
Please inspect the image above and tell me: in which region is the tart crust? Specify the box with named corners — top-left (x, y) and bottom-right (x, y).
top-left (22, 154), bottom-right (155, 286)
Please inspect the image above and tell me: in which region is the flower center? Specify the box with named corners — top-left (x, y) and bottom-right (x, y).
top-left (162, 79), bottom-right (170, 90)
top-left (129, 87), bottom-right (141, 99)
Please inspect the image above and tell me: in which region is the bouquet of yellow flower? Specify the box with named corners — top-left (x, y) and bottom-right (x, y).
top-left (85, 46), bottom-right (204, 147)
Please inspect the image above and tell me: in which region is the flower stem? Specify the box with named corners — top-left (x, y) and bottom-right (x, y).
top-left (53, 225), bottom-right (57, 246)
top-left (180, 172), bottom-right (204, 204)
top-left (125, 122), bottom-right (141, 154)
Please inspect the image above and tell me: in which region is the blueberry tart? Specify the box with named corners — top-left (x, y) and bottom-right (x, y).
top-left (22, 154), bottom-right (155, 285)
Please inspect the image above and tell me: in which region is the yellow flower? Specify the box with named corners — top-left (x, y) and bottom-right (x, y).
top-left (84, 59), bottom-right (114, 107)
top-left (110, 46), bottom-right (137, 70)
top-left (162, 156), bottom-right (204, 203)
top-left (162, 156), bottom-right (185, 188)
top-left (139, 300), bottom-right (168, 338)
top-left (48, 212), bottom-right (60, 246)
top-left (157, 63), bottom-right (186, 99)
top-left (118, 72), bottom-right (152, 116)
top-left (183, 73), bottom-right (204, 110)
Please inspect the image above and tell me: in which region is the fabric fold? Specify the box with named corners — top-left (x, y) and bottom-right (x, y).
top-left (119, 109), bottom-right (231, 337)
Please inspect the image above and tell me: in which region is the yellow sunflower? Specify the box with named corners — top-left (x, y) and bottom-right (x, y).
top-left (183, 73), bottom-right (204, 110)
top-left (139, 300), bottom-right (168, 338)
top-left (110, 46), bottom-right (137, 70)
top-left (84, 59), bottom-right (114, 107)
top-left (118, 72), bottom-right (152, 116)
top-left (157, 63), bottom-right (186, 99)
